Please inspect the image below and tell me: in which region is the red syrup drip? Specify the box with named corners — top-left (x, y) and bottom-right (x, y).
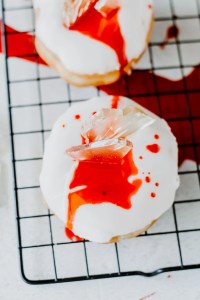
top-left (66, 150), bottom-right (142, 232)
top-left (111, 95), bottom-right (120, 108)
top-left (70, 6), bottom-right (128, 68)
top-left (146, 144), bottom-right (160, 153)
top-left (160, 24), bottom-right (179, 49)
top-left (0, 21), bottom-right (46, 65)
top-left (154, 134), bottom-right (160, 140)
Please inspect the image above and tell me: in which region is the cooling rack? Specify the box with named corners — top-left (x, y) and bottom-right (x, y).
top-left (1, 0), bottom-right (200, 284)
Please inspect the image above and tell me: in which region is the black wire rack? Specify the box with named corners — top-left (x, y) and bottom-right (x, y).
top-left (1, 0), bottom-right (200, 285)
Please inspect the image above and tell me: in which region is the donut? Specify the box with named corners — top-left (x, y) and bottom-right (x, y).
top-left (34, 0), bottom-right (154, 86)
top-left (40, 96), bottom-right (179, 243)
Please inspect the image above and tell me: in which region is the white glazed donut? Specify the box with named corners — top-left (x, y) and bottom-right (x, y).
top-left (40, 96), bottom-right (179, 243)
top-left (34, 0), bottom-right (154, 86)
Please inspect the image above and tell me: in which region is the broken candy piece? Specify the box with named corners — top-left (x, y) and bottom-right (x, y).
top-left (81, 106), bottom-right (155, 143)
top-left (67, 138), bottom-right (132, 164)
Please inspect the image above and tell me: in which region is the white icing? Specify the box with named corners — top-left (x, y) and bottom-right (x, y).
top-left (40, 96), bottom-right (179, 243)
top-left (34, 0), bottom-right (153, 74)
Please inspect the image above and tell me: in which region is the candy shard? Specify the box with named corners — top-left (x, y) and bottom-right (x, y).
top-left (67, 138), bottom-right (132, 164)
top-left (63, 0), bottom-right (97, 28)
top-left (95, 0), bottom-right (120, 17)
top-left (81, 106), bottom-right (155, 143)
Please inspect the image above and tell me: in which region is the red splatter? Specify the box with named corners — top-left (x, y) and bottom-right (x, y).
top-left (70, 5), bottom-right (127, 68)
top-left (151, 192), bottom-right (156, 198)
top-left (146, 144), bottom-right (160, 153)
top-left (139, 156), bottom-right (143, 160)
top-left (145, 176), bottom-right (151, 183)
top-left (160, 24), bottom-right (179, 49)
top-left (92, 111), bottom-right (96, 115)
top-left (154, 134), bottom-right (160, 140)
top-left (75, 114), bottom-right (81, 120)
top-left (111, 95), bottom-right (120, 108)
top-left (62, 124), bottom-right (66, 128)
top-left (66, 150), bottom-right (142, 233)
top-left (148, 3), bottom-right (153, 9)
top-left (155, 182), bottom-right (159, 187)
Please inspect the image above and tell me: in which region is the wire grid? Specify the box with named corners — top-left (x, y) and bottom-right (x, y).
top-left (1, 0), bottom-right (200, 284)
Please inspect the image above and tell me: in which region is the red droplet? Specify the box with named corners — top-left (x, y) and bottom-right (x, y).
top-left (62, 124), bottom-right (66, 128)
top-left (92, 111), bottom-right (96, 115)
top-left (75, 114), bottom-right (81, 120)
top-left (148, 3), bottom-right (152, 9)
top-left (146, 144), bottom-right (160, 153)
top-left (154, 134), bottom-right (160, 140)
top-left (167, 24), bottom-right (179, 40)
top-left (139, 156), bottom-right (143, 160)
top-left (155, 182), bottom-right (159, 187)
top-left (151, 192), bottom-right (156, 198)
top-left (65, 227), bottom-right (83, 241)
top-left (67, 150), bottom-right (142, 235)
top-left (148, 172), bottom-right (151, 175)
top-left (145, 176), bottom-right (151, 183)
top-left (160, 24), bottom-right (179, 49)
top-left (111, 95), bottom-right (120, 109)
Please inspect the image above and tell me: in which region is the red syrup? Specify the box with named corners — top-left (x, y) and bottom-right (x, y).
top-left (99, 66), bottom-right (200, 166)
top-left (0, 21), bottom-right (46, 65)
top-left (66, 150), bottom-right (142, 232)
top-left (160, 24), bottom-right (179, 49)
top-left (69, 6), bottom-right (128, 68)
